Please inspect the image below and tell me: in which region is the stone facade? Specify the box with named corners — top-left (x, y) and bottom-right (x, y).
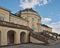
top-left (0, 7), bottom-right (53, 46)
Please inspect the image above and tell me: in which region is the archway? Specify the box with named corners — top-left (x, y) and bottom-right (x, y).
top-left (7, 30), bottom-right (16, 45)
top-left (20, 32), bottom-right (26, 43)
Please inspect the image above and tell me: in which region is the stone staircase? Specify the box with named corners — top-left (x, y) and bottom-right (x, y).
top-left (30, 32), bottom-right (49, 44)
top-left (30, 32), bottom-right (56, 44)
top-left (41, 32), bottom-right (56, 40)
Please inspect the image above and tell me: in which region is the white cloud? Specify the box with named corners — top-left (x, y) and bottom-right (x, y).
top-left (49, 21), bottom-right (60, 34)
top-left (41, 17), bottom-right (52, 24)
top-left (41, 17), bottom-right (60, 34)
top-left (20, 0), bottom-right (50, 9)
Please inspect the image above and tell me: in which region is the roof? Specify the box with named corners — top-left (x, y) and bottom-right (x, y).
top-left (0, 6), bottom-right (11, 12)
top-left (41, 24), bottom-right (52, 28)
top-left (15, 8), bottom-right (38, 15)
top-left (10, 13), bottom-right (28, 22)
top-left (21, 8), bottom-right (37, 13)
top-left (15, 8), bottom-right (41, 19)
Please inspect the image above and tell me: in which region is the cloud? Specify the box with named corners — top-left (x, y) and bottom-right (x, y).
top-left (49, 21), bottom-right (60, 34)
top-left (20, 0), bottom-right (50, 9)
top-left (41, 17), bottom-right (60, 34)
top-left (41, 17), bottom-right (52, 24)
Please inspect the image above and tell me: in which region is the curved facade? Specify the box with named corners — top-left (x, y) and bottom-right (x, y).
top-left (20, 8), bottom-right (41, 32)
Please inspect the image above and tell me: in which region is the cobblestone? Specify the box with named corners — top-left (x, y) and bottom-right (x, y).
top-left (1, 40), bottom-right (60, 48)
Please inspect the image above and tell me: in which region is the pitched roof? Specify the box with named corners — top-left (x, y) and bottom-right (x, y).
top-left (41, 24), bottom-right (52, 28)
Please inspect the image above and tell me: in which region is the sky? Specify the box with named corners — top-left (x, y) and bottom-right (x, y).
top-left (0, 0), bottom-right (60, 34)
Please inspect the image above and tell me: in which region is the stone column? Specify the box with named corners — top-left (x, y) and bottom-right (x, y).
top-left (25, 32), bottom-right (29, 43)
top-left (1, 31), bottom-right (7, 45)
top-left (14, 32), bottom-right (20, 44)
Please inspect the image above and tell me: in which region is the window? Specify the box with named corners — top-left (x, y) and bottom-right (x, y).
top-left (38, 26), bottom-right (40, 32)
top-left (38, 19), bottom-right (40, 23)
top-left (22, 15), bottom-right (27, 20)
top-left (32, 18), bottom-right (35, 23)
top-left (0, 16), bottom-right (4, 21)
top-left (32, 24), bottom-right (34, 30)
top-left (32, 18), bottom-right (34, 30)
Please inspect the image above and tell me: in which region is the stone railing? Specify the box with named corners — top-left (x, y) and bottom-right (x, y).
top-left (30, 32), bottom-right (49, 44)
top-left (0, 20), bottom-right (32, 31)
top-left (40, 32), bottom-right (56, 40)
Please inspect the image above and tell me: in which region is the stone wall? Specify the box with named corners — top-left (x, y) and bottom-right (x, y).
top-left (21, 11), bottom-right (41, 32)
top-left (10, 15), bottom-right (28, 26)
top-left (0, 26), bottom-right (29, 46)
top-left (41, 25), bottom-right (52, 32)
top-left (30, 36), bottom-right (44, 44)
top-left (0, 7), bottom-right (10, 22)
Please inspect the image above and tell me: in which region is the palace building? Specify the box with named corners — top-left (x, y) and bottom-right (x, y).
top-left (0, 7), bottom-right (59, 46)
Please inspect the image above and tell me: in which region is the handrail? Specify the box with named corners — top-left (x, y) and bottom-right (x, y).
top-left (41, 32), bottom-right (56, 40)
top-left (30, 32), bottom-right (48, 43)
top-left (0, 20), bottom-right (33, 31)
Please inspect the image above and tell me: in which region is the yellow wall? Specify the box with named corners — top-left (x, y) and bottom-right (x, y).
top-left (41, 25), bottom-right (52, 32)
top-left (0, 26), bottom-right (29, 45)
top-left (30, 36), bottom-right (44, 43)
top-left (10, 15), bottom-right (28, 26)
top-left (21, 11), bottom-right (41, 32)
top-left (0, 7), bottom-right (10, 22)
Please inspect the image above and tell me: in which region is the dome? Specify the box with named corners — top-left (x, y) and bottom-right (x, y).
top-left (21, 8), bottom-right (37, 13)
top-left (15, 8), bottom-right (41, 20)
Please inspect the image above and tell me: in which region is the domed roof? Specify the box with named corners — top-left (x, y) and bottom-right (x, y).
top-left (15, 8), bottom-right (38, 16)
top-left (21, 8), bottom-right (37, 13)
top-left (15, 8), bottom-right (41, 19)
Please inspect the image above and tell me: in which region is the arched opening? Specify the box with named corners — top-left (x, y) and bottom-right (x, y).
top-left (20, 32), bottom-right (26, 43)
top-left (7, 30), bottom-right (16, 45)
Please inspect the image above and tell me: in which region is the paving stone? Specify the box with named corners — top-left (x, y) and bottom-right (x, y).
top-left (1, 40), bottom-right (60, 48)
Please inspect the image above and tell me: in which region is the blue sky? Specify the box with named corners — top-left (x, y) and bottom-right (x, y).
top-left (0, 0), bottom-right (60, 34)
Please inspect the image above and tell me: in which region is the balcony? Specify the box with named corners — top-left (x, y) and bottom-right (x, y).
top-left (0, 20), bottom-right (33, 31)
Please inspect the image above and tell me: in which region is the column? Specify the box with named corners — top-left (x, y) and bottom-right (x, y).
top-left (14, 32), bottom-right (20, 44)
top-left (25, 32), bottom-right (29, 43)
top-left (1, 31), bottom-right (7, 45)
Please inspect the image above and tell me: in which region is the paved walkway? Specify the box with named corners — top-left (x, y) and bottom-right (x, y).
top-left (1, 40), bottom-right (60, 48)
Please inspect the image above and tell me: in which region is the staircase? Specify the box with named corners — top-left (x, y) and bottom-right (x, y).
top-left (41, 32), bottom-right (56, 40)
top-left (30, 32), bottom-right (49, 44)
top-left (30, 31), bottom-right (57, 44)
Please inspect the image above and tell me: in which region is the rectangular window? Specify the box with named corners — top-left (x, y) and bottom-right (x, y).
top-left (38, 19), bottom-right (40, 23)
top-left (38, 27), bottom-right (40, 32)
top-left (32, 18), bottom-right (36, 23)
top-left (37, 24), bottom-right (41, 32)
top-left (32, 24), bottom-right (34, 30)
top-left (0, 16), bottom-right (4, 21)
top-left (32, 18), bottom-right (34, 30)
